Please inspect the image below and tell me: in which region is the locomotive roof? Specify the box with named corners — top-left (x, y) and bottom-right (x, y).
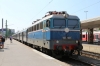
top-left (27, 14), bottom-right (79, 29)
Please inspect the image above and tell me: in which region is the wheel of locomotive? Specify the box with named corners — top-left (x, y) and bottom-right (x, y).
top-left (69, 50), bottom-right (74, 56)
top-left (40, 47), bottom-right (43, 52)
top-left (30, 44), bottom-right (33, 48)
top-left (37, 46), bottom-right (40, 51)
top-left (32, 45), bottom-right (35, 49)
top-left (51, 51), bottom-right (57, 58)
top-left (47, 49), bottom-right (52, 56)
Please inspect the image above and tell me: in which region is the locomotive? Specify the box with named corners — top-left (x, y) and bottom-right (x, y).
top-left (12, 11), bottom-right (83, 57)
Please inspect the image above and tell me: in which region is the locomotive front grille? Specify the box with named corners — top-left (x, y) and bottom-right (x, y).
top-left (52, 40), bottom-right (77, 44)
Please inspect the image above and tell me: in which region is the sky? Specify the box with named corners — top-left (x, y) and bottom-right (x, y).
top-left (0, 0), bottom-right (100, 32)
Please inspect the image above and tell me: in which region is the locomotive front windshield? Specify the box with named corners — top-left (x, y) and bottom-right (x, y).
top-left (53, 19), bottom-right (66, 27)
top-left (67, 20), bottom-right (79, 28)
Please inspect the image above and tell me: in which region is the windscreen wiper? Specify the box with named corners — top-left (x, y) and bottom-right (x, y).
top-left (59, 24), bottom-right (64, 28)
top-left (73, 22), bottom-right (78, 29)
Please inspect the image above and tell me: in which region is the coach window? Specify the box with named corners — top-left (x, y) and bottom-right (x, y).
top-left (29, 28), bottom-right (30, 32)
top-left (30, 27), bottom-right (31, 31)
top-left (35, 25), bottom-right (36, 30)
top-left (95, 35), bottom-right (98, 39)
top-left (36, 25), bottom-right (37, 30)
top-left (31, 26), bottom-right (33, 31)
top-left (82, 35), bottom-right (85, 38)
top-left (27, 28), bottom-right (29, 32)
top-left (32, 26), bottom-right (34, 31)
top-left (33, 26), bottom-right (35, 31)
top-left (34, 25), bottom-right (36, 30)
top-left (31, 27), bottom-right (32, 31)
top-left (40, 22), bottom-right (43, 29)
top-left (46, 20), bottom-right (50, 27)
top-left (30, 27), bottom-right (31, 32)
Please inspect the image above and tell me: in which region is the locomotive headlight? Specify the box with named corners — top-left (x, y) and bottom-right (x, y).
top-left (56, 40), bottom-right (59, 43)
top-left (65, 28), bottom-right (69, 33)
top-left (76, 40), bottom-right (78, 43)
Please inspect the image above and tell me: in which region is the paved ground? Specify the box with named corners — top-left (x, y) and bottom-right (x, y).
top-left (82, 43), bottom-right (100, 54)
top-left (0, 39), bottom-right (70, 66)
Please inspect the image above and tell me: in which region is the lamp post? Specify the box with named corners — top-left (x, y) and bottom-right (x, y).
top-left (5, 20), bottom-right (7, 39)
top-left (84, 11), bottom-right (88, 19)
top-left (84, 11), bottom-right (88, 42)
top-left (5, 20), bottom-right (14, 39)
top-left (2, 18), bottom-right (4, 36)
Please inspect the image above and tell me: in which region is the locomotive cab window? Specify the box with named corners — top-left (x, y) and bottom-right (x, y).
top-left (53, 19), bottom-right (66, 28)
top-left (67, 20), bottom-right (79, 28)
top-left (46, 20), bottom-right (50, 27)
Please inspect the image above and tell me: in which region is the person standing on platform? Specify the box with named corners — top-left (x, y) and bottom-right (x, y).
top-left (0, 35), bottom-right (5, 49)
top-left (10, 36), bottom-right (12, 43)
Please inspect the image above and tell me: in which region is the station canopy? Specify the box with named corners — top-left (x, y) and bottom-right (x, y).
top-left (81, 16), bottom-right (100, 29)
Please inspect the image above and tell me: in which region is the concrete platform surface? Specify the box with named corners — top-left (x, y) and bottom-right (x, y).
top-left (0, 39), bottom-right (70, 66)
top-left (82, 44), bottom-right (100, 54)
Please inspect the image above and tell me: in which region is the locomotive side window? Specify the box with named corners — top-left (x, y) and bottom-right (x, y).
top-left (37, 24), bottom-right (39, 30)
top-left (40, 22), bottom-right (43, 29)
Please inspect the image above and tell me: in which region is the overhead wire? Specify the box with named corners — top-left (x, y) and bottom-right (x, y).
top-left (0, 3), bottom-right (3, 18)
top-left (72, 0), bottom-right (100, 14)
top-left (29, 0), bottom-right (53, 23)
top-left (67, 0), bottom-right (85, 10)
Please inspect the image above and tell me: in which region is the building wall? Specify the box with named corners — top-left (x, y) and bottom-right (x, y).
top-left (0, 28), bottom-right (15, 36)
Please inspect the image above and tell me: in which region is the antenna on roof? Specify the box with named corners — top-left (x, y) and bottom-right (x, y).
top-left (44, 11), bottom-right (69, 18)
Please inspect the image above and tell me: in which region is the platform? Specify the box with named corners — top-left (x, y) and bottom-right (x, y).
top-left (0, 39), bottom-right (70, 66)
top-left (82, 43), bottom-right (100, 54)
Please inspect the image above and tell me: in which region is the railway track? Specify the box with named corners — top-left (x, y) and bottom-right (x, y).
top-left (82, 50), bottom-right (100, 60)
top-left (24, 42), bottom-right (95, 66)
top-left (16, 40), bottom-right (98, 66)
top-left (69, 56), bottom-right (95, 66)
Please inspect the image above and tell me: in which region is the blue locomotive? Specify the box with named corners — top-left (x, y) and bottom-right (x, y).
top-left (12, 11), bottom-right (83, 57)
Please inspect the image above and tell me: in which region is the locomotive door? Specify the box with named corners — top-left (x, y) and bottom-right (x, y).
top-left (43, 20), bottom-right (50, 46)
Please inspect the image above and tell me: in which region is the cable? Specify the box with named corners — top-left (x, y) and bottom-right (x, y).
top-left (0, 4), bottom-right (3, 18)
top-left (72, 0), bottom-right (100, 14)
top-left (29, 0), bottom-right (53, 23)
top-left (67, 0), bottom-right (85, 10)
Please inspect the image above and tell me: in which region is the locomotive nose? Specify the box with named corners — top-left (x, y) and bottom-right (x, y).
top-left (65, 28), bottom-right (69, 33)
top-left (57, 45), bottom-right (62, 50)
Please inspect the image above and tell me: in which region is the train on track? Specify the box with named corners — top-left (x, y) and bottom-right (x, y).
top-left (82, 31), bottom-right (100, 43)
top-left (12, 11), bottom-right (83, 57)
